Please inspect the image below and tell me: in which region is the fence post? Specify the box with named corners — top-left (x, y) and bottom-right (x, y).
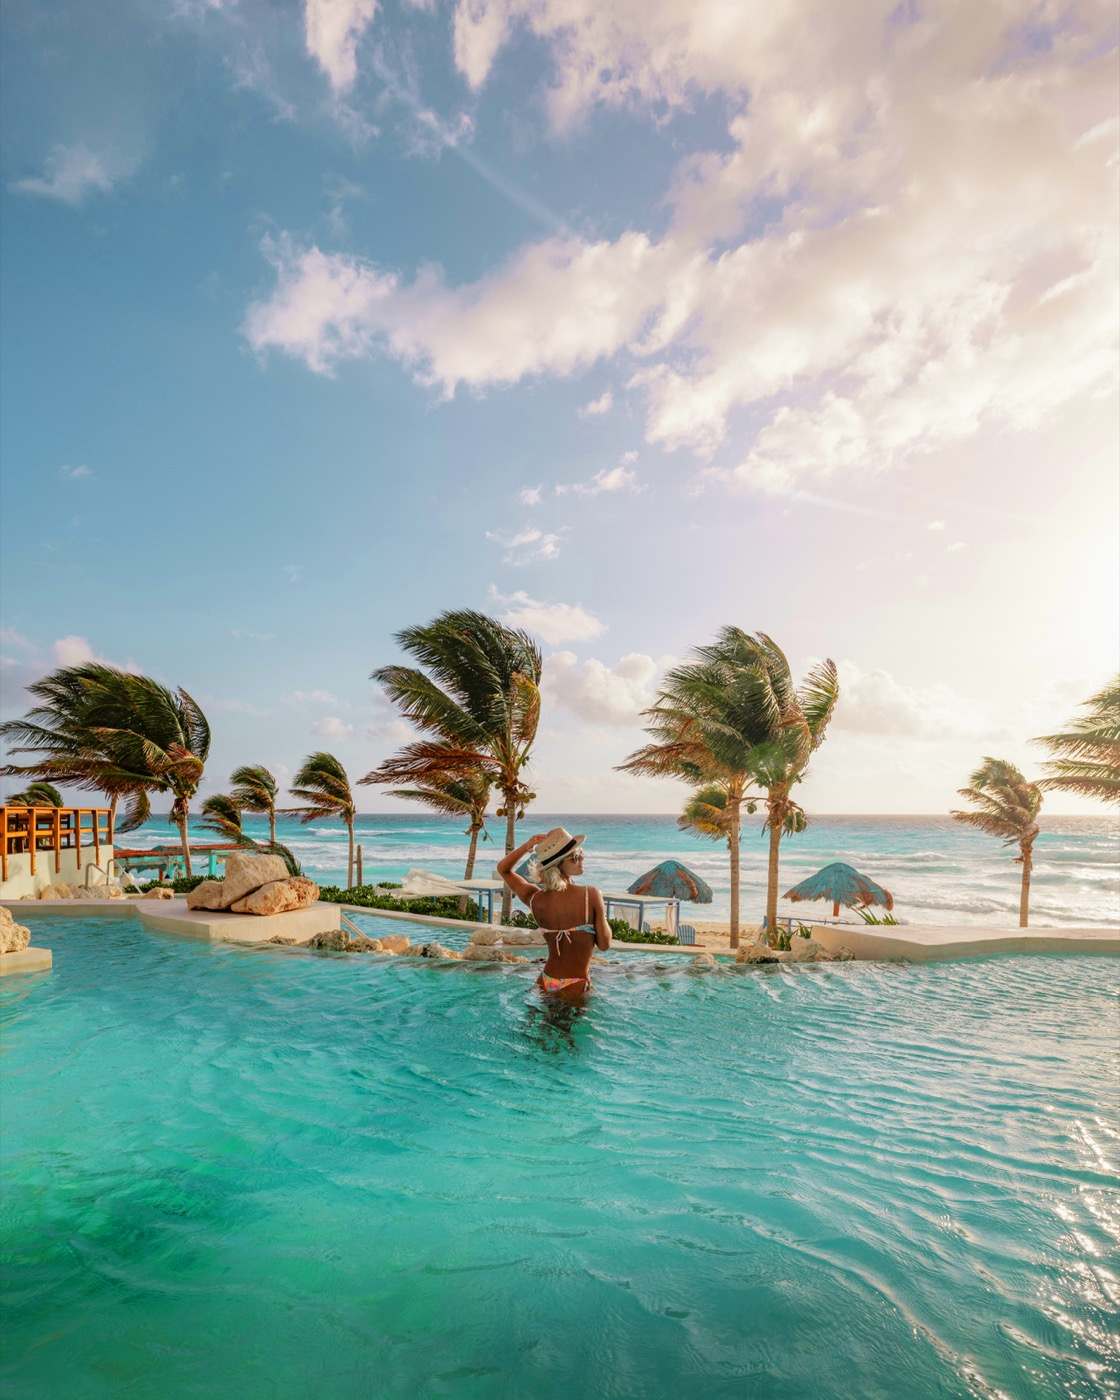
top-left (356, 844), bottom-right (363, 886)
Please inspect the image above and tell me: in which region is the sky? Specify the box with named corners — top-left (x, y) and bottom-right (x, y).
top-left (0, 0), bottom-right (1117, 816)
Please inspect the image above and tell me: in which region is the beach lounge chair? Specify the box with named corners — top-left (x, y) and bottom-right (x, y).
top-left (677, 924), bottom-right (697, 945)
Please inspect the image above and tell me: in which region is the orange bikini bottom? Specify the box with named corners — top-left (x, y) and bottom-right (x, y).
top-left (537, 972), bottom-right (592, 994)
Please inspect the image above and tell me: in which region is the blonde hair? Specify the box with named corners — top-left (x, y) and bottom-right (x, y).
top-left (535, 864), bottom-right (569, 893)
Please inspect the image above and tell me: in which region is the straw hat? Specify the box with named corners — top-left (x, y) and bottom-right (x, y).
top-left (536, 826), bottom-right (586, 870)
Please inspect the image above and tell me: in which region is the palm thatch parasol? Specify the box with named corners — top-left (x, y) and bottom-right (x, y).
top-left (628, 860), bottom-right (713, 903)
top-left (783, 862), bottom-right (894, 919)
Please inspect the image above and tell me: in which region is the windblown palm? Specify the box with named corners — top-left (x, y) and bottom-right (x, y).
top-left (388, 770), bottom-right (493, 880)
top-left (951, 758), bottom-right (1042, 927)
top-left (230, 764), bottom-right (280, 844)
top-left (200, 794), bottom-right (248, 844)
top-left (1034, 677), bottom-right (1119, 807)
top-left (5, 782), bottom-right (63, 806)
top-left (620, 642), bottom-right (778, 947)
top-left (0, 664), bottom-right (207, 862)
top-left (364, 610), bottom-right (542, 920)
top-left (290, 752), bottom-right (357, 888)
top-left (0, 666), bottom-right (154, 833)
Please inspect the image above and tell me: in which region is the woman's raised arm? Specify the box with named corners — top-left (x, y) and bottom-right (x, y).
top-left (497, 833), bottom-right (545, 907)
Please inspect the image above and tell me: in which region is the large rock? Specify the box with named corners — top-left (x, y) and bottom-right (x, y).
top-left (186, 879), bottom-right (226, 910)
top-left (38, 882), bottom-right (73, 901)
top-left (469, 926), bottom-right (504, 946)
top-left (413, 942), bottom-right (462, 960)
top-left (142, 886), bottom-right (174, 901)
top-left (379, 934), bottom-right (411, 954)
top-left (786, 936), bottom-right (833, 963)
top-left (230, 877), bottom-right (319, 916)
top-left (736, 941), bottom-right (782, 965)
top-left (0, 907), bottom-right (31, 954)
top-left (306, 929), bottom-right (381, 952)
top-left (460, 943), bottom-right (525, 962)
top-left (497, 929), bottom-right (545, 946)
top-left (214, 853), bottom-right (290, 909)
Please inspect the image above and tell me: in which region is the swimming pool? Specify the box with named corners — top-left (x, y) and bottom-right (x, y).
top-left (2, 917), bottom-right (1117, 1399)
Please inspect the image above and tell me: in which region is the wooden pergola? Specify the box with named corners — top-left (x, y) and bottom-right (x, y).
top-left (0, 805), bottom-right (114, 883)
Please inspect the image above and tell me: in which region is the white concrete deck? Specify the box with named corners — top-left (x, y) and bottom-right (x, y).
top-left (2, 896), bottom-right (340, 946)
top-left (0, 947), bottom-right (53, 976)
top-left (811, 921), bottom-right (1120, 962)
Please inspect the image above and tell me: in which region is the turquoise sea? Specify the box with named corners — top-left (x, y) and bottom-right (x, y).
top-left (121, 812), bottom-right (1120, 927)
top-left (2, 916), bottom-right (1117, 1398)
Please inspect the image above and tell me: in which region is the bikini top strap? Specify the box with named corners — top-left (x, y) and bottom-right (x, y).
top-left (585, 886), bottom-right (589, 925)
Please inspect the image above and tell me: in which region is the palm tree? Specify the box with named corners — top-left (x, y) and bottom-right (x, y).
top-left (0, 667), bottom-right (153, 834)
top-left (229, 764), bottom-right (280, 844)
top-left (1034, 677), bottom-right (1120, 807)
top-left (290, 752), bottom-right (357, 888)
top-left (0, 663), bottom-right (207, 863)
top-left (619, 648), bottom-right (777, 948)
top-left (200, 794), bottom-right (248, 844)
top-left (365, 610), bottom-right (542, 921)
top-left (951, 758), bottom-right (1042, 927)
top-left (387, 770), bottom-right (493, 880)
top-left (5, 781), bottom-right (64, 806)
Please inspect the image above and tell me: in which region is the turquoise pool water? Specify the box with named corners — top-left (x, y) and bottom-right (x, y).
top-left (2, 919), bottom-right (1117, 1399)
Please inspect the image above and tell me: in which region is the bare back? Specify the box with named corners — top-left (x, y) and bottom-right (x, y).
top-left (526, 882), bottom-right (607, 978)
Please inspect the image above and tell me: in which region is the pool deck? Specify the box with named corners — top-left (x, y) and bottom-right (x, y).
top-left (2, 898), bottom-right (1117, 963)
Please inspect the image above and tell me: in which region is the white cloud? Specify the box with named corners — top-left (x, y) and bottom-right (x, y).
top-left (490, 587), bottom-right (605, 645)
top-left (282, 563), bottom-right (304, 584)
top-left (543, 649), bottom-right (671, 725)
top-left (518, 485), bottom-right (543, 506)
top-left (0, 629), bottom-right (33, 650)
top-left (59, 464), bottom-right (93, 480)
top-left (832, 660), bottom-right (994, 740)
top-left (229, 627), bottom-right (275, 642)
top-left (556, 460), bottom-right (640, 496)
top-left (946, 541), bottom-right (967, 553)
top-left (287, 689), bottom-right (338, 705)
top-left (51, 636), bottom-right (97, 667)
top-left (579, 389), bottom-right (613, 417)
top-left (304, 0), bottom-right (378, 94)
top-left (485, 526), bottom-right (562, 564)
top-left (927, 520), bottom-right (946, 532)
top-left (313, 715), bottom-right (355, 738)
top-left (11, 145), bottom-right (116, 204)
top-left (247, 4), bottom-right (1117, 504)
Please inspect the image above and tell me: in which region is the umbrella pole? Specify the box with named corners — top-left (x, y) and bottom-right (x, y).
top-left (832, 900), bottom-right (840, 918)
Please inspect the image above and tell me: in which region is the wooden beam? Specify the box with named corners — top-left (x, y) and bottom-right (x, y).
top-left (93, 808), bottom-right (100, 864)
top-left (54, 807), bottom-right (61, 873)
top-left (1, 807), bottom-right (7, 884)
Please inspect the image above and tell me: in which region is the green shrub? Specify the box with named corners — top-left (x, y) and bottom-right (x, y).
top-left (507, 910), bottom-right (539, 929)
top-left (857, 908), bottom-right (900, 925)
top-left (319, 884), bottom-right (482, 922)
top-left (608, 916), bottom-right (678, 946)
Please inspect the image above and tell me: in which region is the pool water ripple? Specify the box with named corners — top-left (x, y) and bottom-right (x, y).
top-left (1, 916), bottom-right (1118, 1399)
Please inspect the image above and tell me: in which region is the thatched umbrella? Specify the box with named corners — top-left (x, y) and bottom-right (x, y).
top-left (784, 862), bottom-right (894, 919)
top-left (628, 860), bottom-right (713, 903)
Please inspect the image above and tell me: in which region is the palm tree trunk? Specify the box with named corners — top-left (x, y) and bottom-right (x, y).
top-left (501, 798), bottom-right (517, 922)
top-left (728, 800), bottom-right (742, 950)
top-left (1019, 842), bottom-right (1032, 928)
top-left (108, 794), bottom-right (118, 846)
top-left (269, 805), bottom-right (276, 847)
top-left (464, 823), bottom-right (480, 880)
top-left (765, 814), bottom-right (782, 945)
top-left (178, 808), bottom-right (193, 877)
top-left (346, 815), bottom-right (355, 890)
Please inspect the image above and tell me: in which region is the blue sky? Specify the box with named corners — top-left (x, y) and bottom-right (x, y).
top-left (1, 0), bottom-right (1117, 814)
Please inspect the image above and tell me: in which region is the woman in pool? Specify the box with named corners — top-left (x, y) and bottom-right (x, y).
top-left (497, 827), bottom-right (612, 998)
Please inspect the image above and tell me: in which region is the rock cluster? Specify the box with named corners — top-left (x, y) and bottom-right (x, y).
top-left (1, 906), bottom-right (31, 954)
top-left (460, 943), bottom-right (525, 962)
top-left (186, 854), bottom-right (318, 916)
top-left (735, 936), bottom-right (854, 965)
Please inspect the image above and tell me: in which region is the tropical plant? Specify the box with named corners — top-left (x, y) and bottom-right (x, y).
top-left (5, 781), bottom-right (63, 806)
top-left (386, 769), bottom-right (493, 880)
top-left (199, 794), bottom-right (248, 843)
top-left (1034, 677), bottom-right (1120, 807)
top-left (951, 757), bottom-right (1042, 927)
top-left (608, 917), bottom-right (678, 946)
top-left (290, 752), bottom-right (357, 888)
top-left (229, 764), bottom-right (280, 844)
top-left (317, 884), bottom-right (482, 921)
top-left (0, 666), bottom-right (155, 833)
top-left (363, 610), bottom-right (542, 921)
top-left (0, 663), bottom-right (208, 867)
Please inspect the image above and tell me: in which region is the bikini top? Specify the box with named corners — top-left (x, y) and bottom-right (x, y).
top-left (530, 886), bottom-right (597, 945)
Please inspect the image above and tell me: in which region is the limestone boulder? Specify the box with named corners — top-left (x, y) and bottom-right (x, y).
top-left (469, 926), bottom-right (503, 946)
top-left (38, 884), bottom-right (68, 901)
top-left (306, 928), bottom-right (381, 953)
top-left (186, 879), bottom-right (226, 911)
top-left (378, 934), bottom-right (411, 954)
top-left (736, 942), bottom-right (782, 965)
top-left (142, 886), bottom-right (174, 900)
top-left (461, 943), bottom-right (524, 962)
top-left (830, 945), bottom-right (855, 962)
top-left (497, 929), bottom-right (545, 946)
top-left (688, 952), bottom-right (718, 971)
top-left (786, 937), bottom-right (832, 963)
top-left (214, 853), bottom-right (291, 910)
top-left (415, 942), bottom-right (462, 960)
top-left (0, 907), bottom-right (31, 954)
top-left (230, 876), bottom-right (319, 916)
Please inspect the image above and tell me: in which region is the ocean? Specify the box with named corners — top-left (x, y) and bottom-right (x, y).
top-left (120, 811), bottom-right (1120, 929)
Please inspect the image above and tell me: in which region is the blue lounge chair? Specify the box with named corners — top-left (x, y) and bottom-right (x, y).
top-left (677, 924), bottom-right (697, 945)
